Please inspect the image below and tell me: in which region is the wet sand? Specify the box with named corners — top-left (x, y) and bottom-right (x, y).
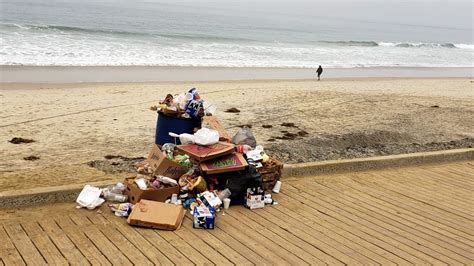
top-left (1, 65), bottom-right (472, 83)
top-left (1, 77), bottom-right (473, 191)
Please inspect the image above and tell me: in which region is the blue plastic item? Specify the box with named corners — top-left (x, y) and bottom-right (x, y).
top-left (155, 112), bottom-right (201, 145)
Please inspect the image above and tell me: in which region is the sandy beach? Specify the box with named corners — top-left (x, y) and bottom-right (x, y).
top-left (1, 76), bottom-right (473, 191)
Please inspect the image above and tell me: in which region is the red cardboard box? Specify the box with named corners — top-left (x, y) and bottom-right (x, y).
top-left (176, 142), bottom-right (234, 162)
top-left (200, 152), bottom-right (248, 174)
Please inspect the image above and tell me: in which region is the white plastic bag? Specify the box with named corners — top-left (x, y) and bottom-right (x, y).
top-left (194, 128), bottom-right (220, 146)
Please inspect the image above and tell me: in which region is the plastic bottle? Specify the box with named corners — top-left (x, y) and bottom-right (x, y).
top-left (104, 191), bottom-right (128, 202)
top-left (235, 144), bottom-right (251, 154)
top-left (218, 188), bottom-right (232, 201)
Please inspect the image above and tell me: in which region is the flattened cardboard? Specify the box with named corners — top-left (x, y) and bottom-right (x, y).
top-left (147, 144), bottom-right (187, 179)
top-left (176, 142), bottom-right (234, 162)
top-left (200, 152), bottom-right (248, 174)
top-left (124, 177), bottom-right (179, 204)
top-left (127, 200), bottom-right (185, 230)
top-left (202, 116), bottom-right (232, 142)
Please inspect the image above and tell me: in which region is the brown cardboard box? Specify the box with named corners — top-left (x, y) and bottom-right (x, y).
top-left (124, 177), bottom-right (179, 204)
top-left (127, 200), bottom-right (185, 230)
top-left (147, 144), bottom-right (187, 178)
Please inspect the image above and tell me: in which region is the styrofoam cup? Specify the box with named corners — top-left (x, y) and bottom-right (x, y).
top-left (223, 198), bottom-right (231, 209)
top-left (272, 181), bottom-right (282, 193)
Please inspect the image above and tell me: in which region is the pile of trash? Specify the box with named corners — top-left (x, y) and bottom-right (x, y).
top-left (76, 88), bottom-right (282, 231)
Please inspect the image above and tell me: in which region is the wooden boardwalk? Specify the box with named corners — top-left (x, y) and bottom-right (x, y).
top-left (1, 161), bottom-right (473, 265)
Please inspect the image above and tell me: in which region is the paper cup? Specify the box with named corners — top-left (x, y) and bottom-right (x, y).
top-left (223, 198), bottom-right (231, 209)
top-left (272, 181), bottom-right (282, 193)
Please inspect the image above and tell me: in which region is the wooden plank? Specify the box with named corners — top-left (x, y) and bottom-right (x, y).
top-left (255, 208), bottom-right (347, 265)
top-left (87, 214), bottom-right (153, 265)
top-left (346, 173), bottom-right (474, 242)
top-left (101, 212), bottom-right (174, 265)
top-left (311, 179), bottom-right (474, 263)
top-left (132, 227), bottom-right (194, 264)
top-left (37, 218), bottom-right (90, 265)
top-left (411, 168), bottom-right (474, 195)
top-left (363, 172), bottom-right (474, 227)
top-left (217, 209), bottom-right (310, 265)
top-left (351, 173), bottom-right (474, 235)
top-left (21, 221), bottom-right (68, 265)
top-left (230, 208), bottom-right (330, 265)
top-left (0, 224), bottom-right (25, 265)
top-left (379, 172), bottom-right (474, 214)
top-left (2, 223), bottom-right (47, 265)
top-left (290, 181), bottom-right (465, 265)
top-left (194, 216), bottom-right (270, 264)
top-left (174, 223), bottom-right (233, 265)
top-left (408, 166), bottom-right (474, 192)
top-left (386, 167), bottom-right (473, 198)
top-left (275, 189), bottom-right (426, 265)
top-left (270, 193), bottom-right (414, 265)
top-left (156, 230), bottom-right (212, 265)
top-left (213, 210), bottom-right (310, 265)
top-left (229, 207), bottom-right (334, 265)
top-left (68, 213), bottom-right (131, 265)
top-left (182, 216), bottom-right (262, 265)
top-left (283, 184), bottom-right (447, 265)
top-left (269, 190), bottom-right (412, 265)
top-left (181, 215), bottom-right (254, 265)
top-left (55, 216), bottom-right (112, 265)
top-left (331, 177), bottom-right (474, 253)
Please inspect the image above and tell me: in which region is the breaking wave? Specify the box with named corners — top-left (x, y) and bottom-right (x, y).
top-left (321, 40), bottom-right (472, 49)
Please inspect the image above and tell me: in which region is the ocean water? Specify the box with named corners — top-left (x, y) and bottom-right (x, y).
top-left (1, 0), bottom-right (473, 68)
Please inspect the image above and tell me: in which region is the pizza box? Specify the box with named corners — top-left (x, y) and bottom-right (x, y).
top-left (200, 152), bottom-right (248, 174)
top-left (176, 142), bottom-right (234, 162)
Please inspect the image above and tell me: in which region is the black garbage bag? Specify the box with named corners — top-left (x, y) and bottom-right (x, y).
top-left (223, 165), bottom-right (263, 205)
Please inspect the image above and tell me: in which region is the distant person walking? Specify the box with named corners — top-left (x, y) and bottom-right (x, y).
top-left (316, 65), bottom-right (323, 80)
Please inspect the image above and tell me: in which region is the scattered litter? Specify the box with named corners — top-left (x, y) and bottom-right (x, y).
top-left (127, 200), bottom-right (185, 230)
top-left (76, 185), bottom-right (105, 210)
top-left (272, 181), bottom-right (282, 193)
top-left (74, 87), bottom-right (284, 233)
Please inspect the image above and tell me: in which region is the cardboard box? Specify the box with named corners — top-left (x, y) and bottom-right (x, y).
top-left (176, 142), bottom-right (234, 162)
top-left (246, 188), bottom-right (265, 210)
top-left (147, 144), bottom-right (188, 178)
top-left (127, 200), bottom-right (185, 230)
top-left (192, 206), bottom-right (215, 229)
top-left (124, 177), bottom-right (179, 204)
top-left (200, 152), bottom-right (248, 174)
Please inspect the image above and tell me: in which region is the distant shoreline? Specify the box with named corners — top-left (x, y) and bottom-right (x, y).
top-left (0, 65), bottom-right (472, 83)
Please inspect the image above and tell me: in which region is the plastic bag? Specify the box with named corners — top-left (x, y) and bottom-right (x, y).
top-left (232, 126), bottom-right (257, 148)
top-left (169, 132), bottom-right (195, 145)
top-left (194, 128), bottom-right (219, 146)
